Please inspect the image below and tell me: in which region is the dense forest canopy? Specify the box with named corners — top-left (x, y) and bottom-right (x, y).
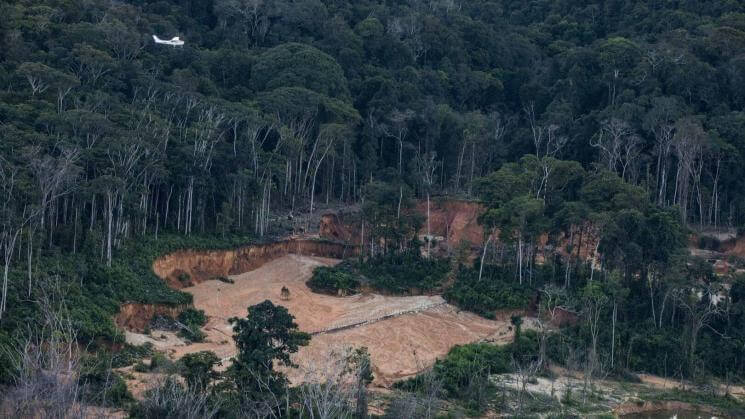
top-left (3, 0), bottom-right (745, 240)
top-left (2, 0), bottom-right (745, 415)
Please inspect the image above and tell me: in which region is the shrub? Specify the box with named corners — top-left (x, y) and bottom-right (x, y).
top-left (79, 354), bottom-right (134, 408)
top-left (177, 272), bottom-right (191, 285)
top-left (178, 308), bottom-right (207, 327)
top-left (133, 361), bottom-right (150, 373)
top-left (395, 342), bottom-right (512, 412)
top-left (177, 309), bottom-right (208, 343)
top-left (150, 352), bottom-right (176, 373)
top-left (307, 265), bottom-right (360, 295)
top-left (110, 343), bottom-right (155, 368)
top-left (179, 351), bottom-right (221, 389)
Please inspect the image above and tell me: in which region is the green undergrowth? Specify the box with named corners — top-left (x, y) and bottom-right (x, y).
top-left (0, 233), bottom-right (255, 383)
top-left (306, 252), bottom-right (544, 320)
top-left (306, 262), bottom-right (361, 295)
top-left (307, 249), bottom-right (451, 296)
top-left (394, 331), bottom-right (540, 414)
top-left (176, 308), bottom-right (208, 342)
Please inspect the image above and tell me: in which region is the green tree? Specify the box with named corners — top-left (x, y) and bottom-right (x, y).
top-left (227, 300), bottom-right (310, 408)
top-left (179, 351), bottom-right (221, 390)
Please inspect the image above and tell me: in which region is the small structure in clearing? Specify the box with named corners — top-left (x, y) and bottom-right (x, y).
top-left (280, 286), bottom-right (291, 301)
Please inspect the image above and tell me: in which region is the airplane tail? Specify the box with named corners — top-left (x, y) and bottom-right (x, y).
top-left (152, 35), bottom-right (162, 42)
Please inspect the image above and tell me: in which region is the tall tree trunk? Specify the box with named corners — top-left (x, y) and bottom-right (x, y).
top-left (478, 235), bottom-right (492, 282)
top-left (426, 192), bottom-right (431, 258)
top-left (106, 189), bottom-right (114, 267)
top-left (1, 229), bottom-right (20, 318)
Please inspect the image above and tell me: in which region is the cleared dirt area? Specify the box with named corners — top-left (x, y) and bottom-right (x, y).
top-left (128, 254), bottom-right (513, 387)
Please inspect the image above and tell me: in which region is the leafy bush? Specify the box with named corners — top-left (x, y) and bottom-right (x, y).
top-left (179, 351), bottom-right (221, 389)
top-left (306, 264), bottom-right (360, 295)
top-left (395, 342), bottom-right (514, 412)
top-left (307, 250), bottom-right (450, 296)
top-left (177, 272), bottom-right (191, 285)
top-left (110, 343), bottom-right (155, 368)
top-left (178, 308), bottom-right (207, 327)
top-left (433, 343), bottom-right (513, 398)
top-left (79, 354), bottom-right (134, 408)
top-left (177, 308), bottom-right (208, 342)
top-left (149, 352), bottom-right (176, 373)
top-left (133, 361), bottom-right (150, 373)
top-left (444, 265), bottom-right (534, 318)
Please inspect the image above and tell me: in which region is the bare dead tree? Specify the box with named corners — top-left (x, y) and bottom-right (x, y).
top-left (137, 377), bottom-right (220, 419)
top-left (674, 283), bottom-right (723, 377)
top-left (591, 118), bottom-right (637, 177)
top-left (298, 347), bottom-right (364, 419)
top-left (512, 357), bottom-right (542, 414)
top-left (654, 123), bottom-right (676, 205)
top-left (524, 103), bottom-right (566, 200)
top-left (672, 117), bottom-right (706, 223)
top-left (26, 145), bottom-right (80, 289)
top-left (0, 156), bottom-right (38, 318)
top-left (235, 364), bottom-right (286, 419)
top-left (414, 151), bottom-right (440, 258)
top-left (1, 276), bottom-right (97, 418)
top-left (381, 109), bottom-right (415, 178)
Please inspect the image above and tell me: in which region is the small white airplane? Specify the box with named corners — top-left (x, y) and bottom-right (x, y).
top-left (152, 35), bottom-right (184, 47)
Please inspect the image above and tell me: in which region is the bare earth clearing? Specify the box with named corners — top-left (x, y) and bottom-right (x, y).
top-left (126, 254), bottom-right (515, 387)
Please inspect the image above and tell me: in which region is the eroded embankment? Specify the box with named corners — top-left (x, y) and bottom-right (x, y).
top-left (320, 200), bottom-right (600, 261)
top-left (115, 303), bottom-right (187, 332)
top-left (319, 199), bottom-right (487, 247)
top-left (152, 239), bottom-right (358, 289)
top-left (115, 239), bottom-right (356, 332)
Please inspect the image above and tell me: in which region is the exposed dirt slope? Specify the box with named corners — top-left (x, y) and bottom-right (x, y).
top-left (132, 254), bottom-right (513, 387)
top-left (115, 303), bottom-right (186, 332)
top-left (319, 199), bottom-right (486, 247)
top-left (414, 199), bottom-right (485, 245)
top-left (152, 239), bottom-right (357, 288)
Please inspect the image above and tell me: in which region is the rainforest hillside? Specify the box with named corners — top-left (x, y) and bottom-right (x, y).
top-left (2, 0), bottom-right (745, 416)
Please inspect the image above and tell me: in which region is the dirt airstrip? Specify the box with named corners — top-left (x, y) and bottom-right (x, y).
top-left (126, 253), bottom-right (518, 387)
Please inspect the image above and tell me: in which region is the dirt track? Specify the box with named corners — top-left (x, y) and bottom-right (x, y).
top-left (128, 254), bottom-right (514, 387)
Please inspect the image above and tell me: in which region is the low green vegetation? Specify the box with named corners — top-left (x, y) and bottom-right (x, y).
top-left (308, 248), bottom-right (450, 296)
top-left (396, 330), bottom-right (540, 414)
top-left (177, 308), bottom-right (208, 342)
top-left (0, 234), bottom-right (254, 355)
top-left (306, 263), bottom-right (361, 295)
top-left (110, 343), bottom-right (156, 369)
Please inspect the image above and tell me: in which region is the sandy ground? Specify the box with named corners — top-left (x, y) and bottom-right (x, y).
top-left (127, 254), bottom-right (513, 387)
